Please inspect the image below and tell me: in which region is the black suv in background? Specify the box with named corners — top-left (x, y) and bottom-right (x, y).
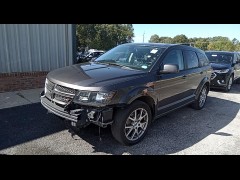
top-left (41, 43), bottom-right (211, 145)
top-left (205, 51), bottom-right (240, 92)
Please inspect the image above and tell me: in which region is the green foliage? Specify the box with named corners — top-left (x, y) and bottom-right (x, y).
top-left (148, 33), bottom-right (240, 51)
top-left (162, 37), bottom-right (173, 43)
top-left (235, 43), bottom-right (240, 51)
top-left (76, 24), bottom-right (134, 50)
top-left (172, 34), bottom-right (189, 43)
top-left (232, 38), bottom-right (239, 45)
top-left (149, 35), bottom-right (173, 43)
top-left (207, 41), bottom-right (235, 51)
top-left (149, 34), bottom-right (160, 43)
top-left (194, 41), bottom-right (209, 51)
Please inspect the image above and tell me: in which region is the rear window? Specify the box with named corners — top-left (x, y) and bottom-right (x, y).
top-left (197, 52), bottom-right (209, 67)
top-left (205, 52), bottom-right (233, 64)
top-left (183, 50), bottom-right (199, 69)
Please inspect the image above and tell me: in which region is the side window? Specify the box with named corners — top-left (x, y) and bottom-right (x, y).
top-left (197, 52), bottom-right (209, 67)
top-left (183, 50), bottom-right (199, 69)
top-left (162, 50), bottom-right (184, 70)
top-left (233, 53), bottom-right (237, 64)
top-left (237, 53), bottom-right (240, 63)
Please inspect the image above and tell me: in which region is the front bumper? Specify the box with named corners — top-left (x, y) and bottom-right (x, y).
top-left (210, 72), bottom-right (229, 88)
top-left (41, 93), bottom-right (113, 127)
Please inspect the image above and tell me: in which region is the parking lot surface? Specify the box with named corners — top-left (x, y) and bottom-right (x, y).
top-left (0, 85), bottom-right (239, 155)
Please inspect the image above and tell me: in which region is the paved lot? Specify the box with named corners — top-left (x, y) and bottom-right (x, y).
top-left (0, 85), bottom-right (240, 155)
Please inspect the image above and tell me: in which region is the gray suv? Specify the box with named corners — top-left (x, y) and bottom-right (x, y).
top-left (41, 43), bottom-right (212, 145)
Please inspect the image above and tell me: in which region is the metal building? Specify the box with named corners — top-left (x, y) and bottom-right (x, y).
top-left (0, 24), bottom-right (76, 73)
top-left (0, 24), bottom-right (76, 92)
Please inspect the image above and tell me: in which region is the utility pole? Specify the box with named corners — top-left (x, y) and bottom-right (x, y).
top-left (143, 31), bottom-right (145, 43)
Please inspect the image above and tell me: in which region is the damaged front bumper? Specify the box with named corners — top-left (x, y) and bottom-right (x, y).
top-left (41, 92), bottom-right (113, 128)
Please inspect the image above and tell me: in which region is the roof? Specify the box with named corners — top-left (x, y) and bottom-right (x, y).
top-left (121, 43), bottom-right (204, 53)
top-left (205, 51), bottom-right (236, 54)
top-left (125, 43), bottom-right (175, 48)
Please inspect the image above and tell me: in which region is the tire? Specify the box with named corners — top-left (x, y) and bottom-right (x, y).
top-left (111, 100), bottom-right (152, 146)
top-left (235, 77), bottom-right (240, 84)
top-left (191, 85), bottom-right (208, 110)
top-left (224, 75), bottom-right (233, 92)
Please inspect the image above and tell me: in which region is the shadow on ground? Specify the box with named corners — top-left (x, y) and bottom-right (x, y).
top-left (71, 96), bottom-right (239, 155)
top-left (0, 103), bottom-right (66, 150)
top-left (210, 83), bottom-right (240, 94)
top-left (0, 94), bottom-right (239, 154)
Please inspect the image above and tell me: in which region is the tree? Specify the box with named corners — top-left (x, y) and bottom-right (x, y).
top-left (162, 37), bottom-right (173, 43)
top-left (172, 34), bottom-right (189, 43)
top-left (207, 40), bottom-right (235, 51)
top-left (211, 36), bottom-right (230, 42)
top-left (149, 34), bottom-right (160, 43)
top-left (194, 41), bottom-right (209, 51)
top-left (76, 24), bottom-right (134, 50)
top-left (232, 38), bottom-right (239, 45)
top-left (234, 43), bottom-right (240, 51)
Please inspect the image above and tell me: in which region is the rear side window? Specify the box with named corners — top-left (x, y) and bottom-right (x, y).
top-left (197, 52), bottom-right (209, 67)
top-left (161, 50), bottom-right (184, 70)
top-left (233, 53), bottom-right (237, 63)
top-left (183, 50), bottom-right (199, 69)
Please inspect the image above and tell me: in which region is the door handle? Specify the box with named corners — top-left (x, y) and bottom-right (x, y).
top-left (182, 75), bottom-right (187, 79)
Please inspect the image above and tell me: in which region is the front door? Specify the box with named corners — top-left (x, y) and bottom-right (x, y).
top-left (154, 49), bottom-right (190, 115)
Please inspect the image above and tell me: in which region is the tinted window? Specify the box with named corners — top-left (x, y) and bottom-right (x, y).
top-left (205, 52), bottom-right (233, 64)
top-left (162, 50), bottom-right (184, 70)
top-left (237, 53), bottom-right (240, 63)
top-left (197, 52), bottom-right (209, 67)
top-left (183, 50), bottom-right (199, 69)
top-left (233, 53), bottom-right (237, 63)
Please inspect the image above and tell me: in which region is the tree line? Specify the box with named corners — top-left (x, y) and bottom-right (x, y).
top-left (149, 34), bottom-right (240, 51)
top-left (76, 24), bottom-right (134, 51)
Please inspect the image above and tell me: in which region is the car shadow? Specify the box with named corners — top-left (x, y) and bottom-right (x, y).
top-left (0, 103), bottom-right (66, 151)
top-left (70, 96), bottom-right (239, 155)
top-left (210, 84), bottom-right (240, 94)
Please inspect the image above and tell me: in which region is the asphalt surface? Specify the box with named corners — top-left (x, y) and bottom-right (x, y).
top-left (0, 84), bottom-right (240, 155)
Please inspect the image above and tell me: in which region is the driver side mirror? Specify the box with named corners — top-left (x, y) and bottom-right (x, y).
top-left (159, 64), bottom-right (179, 74)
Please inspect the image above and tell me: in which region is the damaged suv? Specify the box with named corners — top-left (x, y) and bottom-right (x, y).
top-left (41, 43), bottom-right (211, 145)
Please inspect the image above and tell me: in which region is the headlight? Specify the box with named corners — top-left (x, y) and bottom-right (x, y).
top-left (214, 69), bottom-right (229, 73)
top-left (75, 91), bottom-right (116, 105)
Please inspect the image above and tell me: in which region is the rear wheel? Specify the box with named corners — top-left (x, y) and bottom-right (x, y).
top-left (111, 100), bottom-right (152, 146)
top-left (191, 85), bottom-right (208, 110)
top-left (235, 77), bottom-right (240, 84)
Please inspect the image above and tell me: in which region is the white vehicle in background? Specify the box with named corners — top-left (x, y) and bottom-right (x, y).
top-left (76, 50), bottom-right (105, 63)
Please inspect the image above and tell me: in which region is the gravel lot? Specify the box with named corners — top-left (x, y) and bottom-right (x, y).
top-left (0, 84), bottom-right (240, 155)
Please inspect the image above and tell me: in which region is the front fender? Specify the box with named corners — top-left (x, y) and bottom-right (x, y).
top-left (118, 86), bottom-right (158, 105)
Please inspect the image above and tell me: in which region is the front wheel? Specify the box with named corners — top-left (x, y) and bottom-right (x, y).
top-left (111, 100), bottom-right (152, 146)
top-left (191, 85), bottom-right (208, 110)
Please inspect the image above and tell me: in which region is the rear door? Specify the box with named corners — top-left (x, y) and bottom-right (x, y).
top-left (182, 50), bottom-right (204, 96)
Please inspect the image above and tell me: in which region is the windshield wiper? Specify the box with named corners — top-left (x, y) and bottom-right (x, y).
top-left (95, 60), bottom-right (136, 70)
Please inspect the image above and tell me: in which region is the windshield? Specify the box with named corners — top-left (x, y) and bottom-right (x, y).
top-left (205, 52), bottom-right (233, 64)
top-left (95, 44), bottom-right (166, 71)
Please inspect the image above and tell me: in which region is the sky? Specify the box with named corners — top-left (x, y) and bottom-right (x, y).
top-left (132, 24), bottom-right (240, 43)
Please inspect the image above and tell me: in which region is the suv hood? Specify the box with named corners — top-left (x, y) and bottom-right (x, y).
top-left (210, 63), bottom-right (231, 70)
top-left (47, 63), bottom-right (146, 90)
